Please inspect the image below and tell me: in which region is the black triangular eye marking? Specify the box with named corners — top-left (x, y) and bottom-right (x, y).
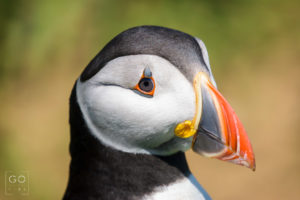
top-left (143, 67), bottom-right (152, 78)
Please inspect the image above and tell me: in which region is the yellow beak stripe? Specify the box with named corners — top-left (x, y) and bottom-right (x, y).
top-left (174, 72), bottom-right (206, 138)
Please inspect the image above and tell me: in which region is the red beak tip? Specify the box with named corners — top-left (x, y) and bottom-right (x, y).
top-left (229, 158), bottom-right (256, 171)
top-left (241, 156), bottom-right (256, 171)
top-left (250, 159), bottom-right (256, 171)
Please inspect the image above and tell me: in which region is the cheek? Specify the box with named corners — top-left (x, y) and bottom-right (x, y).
top-left (80, 81), bottom-right (195, 151)
top-left (84, 86), bottom-right (194, 140)
top-left (86, 86), bottom-right (159, 136)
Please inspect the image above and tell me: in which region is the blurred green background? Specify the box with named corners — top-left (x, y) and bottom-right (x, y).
top-left (0, 0), bottom-right (299, 199)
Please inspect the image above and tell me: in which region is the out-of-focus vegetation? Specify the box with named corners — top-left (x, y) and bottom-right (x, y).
top-left (0, 0), bottom-right (299, 199)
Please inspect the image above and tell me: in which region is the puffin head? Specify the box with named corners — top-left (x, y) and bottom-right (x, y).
top-left (75, 26), bottom-right (255, 170)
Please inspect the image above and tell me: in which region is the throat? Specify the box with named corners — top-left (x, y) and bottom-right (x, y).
top-left (63, 137), bottom-right (191, 200)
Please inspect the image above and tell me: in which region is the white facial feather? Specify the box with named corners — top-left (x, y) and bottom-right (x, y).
top-left (142, 176), bottom-right (206, 200)
top-left (76, 55), bottom-right (195, 155)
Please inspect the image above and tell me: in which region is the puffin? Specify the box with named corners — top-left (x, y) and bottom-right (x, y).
top-left (63, 26), bottom-right (255, 200)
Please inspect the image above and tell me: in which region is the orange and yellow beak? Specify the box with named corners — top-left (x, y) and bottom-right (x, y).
top-left (175, 72), bottom-right (255, 170)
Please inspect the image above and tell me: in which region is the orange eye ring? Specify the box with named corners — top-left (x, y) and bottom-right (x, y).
top-left (134, 69), bottom-right (156, 96)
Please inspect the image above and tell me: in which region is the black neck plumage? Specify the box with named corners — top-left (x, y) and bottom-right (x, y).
top-left (63, 85), bottom-right (191, 200)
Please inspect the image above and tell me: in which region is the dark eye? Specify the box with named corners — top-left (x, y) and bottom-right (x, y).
top-left (138, 78), bottom-right (154, 93)
top-left (134, 68), bottom-right (156, 96)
